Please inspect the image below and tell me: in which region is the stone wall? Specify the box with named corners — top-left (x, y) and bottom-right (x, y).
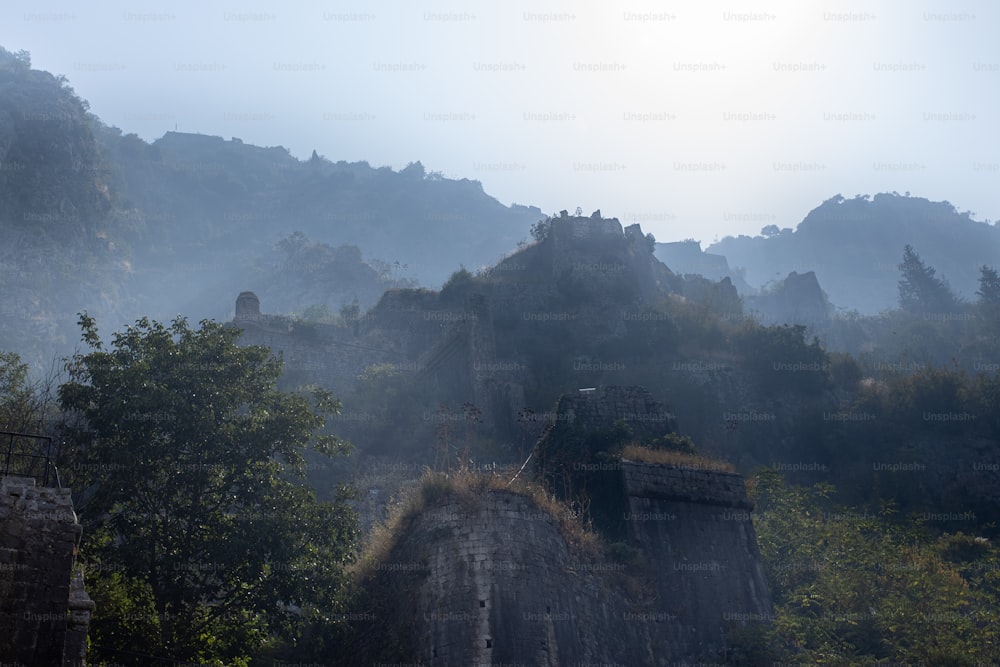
top-left (621, 460), bottom-right (774, 657)
top-left (357, 489), bottom-right (657, 665)
top-left (359, 464), bottom-right (773, 665)
top-left (0, 476), bottom-right (93, 666)
top-left (621, 459), bottom-right (752, 508)
top-left (558, 385), bottom-right (678, 441)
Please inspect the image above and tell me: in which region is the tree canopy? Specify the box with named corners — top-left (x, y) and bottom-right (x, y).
top-left (58, 314), bottom-right (358, 665)
top-left (897, 244), bottom-right (961, 314)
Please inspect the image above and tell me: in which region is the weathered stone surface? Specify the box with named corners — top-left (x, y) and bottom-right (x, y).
top-left (360, 464), bottom-right (772, 665)
top-left (556, 385), bottom-right (678, 442)
top-left (0, 476), bottom-right (92, 666)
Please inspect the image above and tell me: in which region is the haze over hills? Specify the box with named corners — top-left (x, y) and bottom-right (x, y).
top-left (706, 193), bottom-right (1000, 314)
top-left (4, 40), bottom-right (1000, 666)
top-left (5, 44), bottom-right (1000, 372)
top-left (4, 46), bottom-right (1000, 371)
top-left (0, 47), bottom-right (542, 370)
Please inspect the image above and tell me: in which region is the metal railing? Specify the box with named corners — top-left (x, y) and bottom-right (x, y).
top-left (1, 430), bottom-right (59, 488)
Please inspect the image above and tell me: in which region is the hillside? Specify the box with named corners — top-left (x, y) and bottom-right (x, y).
top-left (0, 47), bottom-right (130, 370)
top-left (0, 48), bottom-right (543, 370)
top-left (707, 193), bottom-right (1000, 314)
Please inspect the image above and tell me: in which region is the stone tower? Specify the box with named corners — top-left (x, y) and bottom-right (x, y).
top-left (235, 291), bottom-right (261, 320)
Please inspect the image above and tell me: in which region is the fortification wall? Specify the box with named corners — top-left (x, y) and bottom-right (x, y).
top-left (362, 489), bottom-right (656, 665)
top-left (621, 460), bottom-right (774, 656)
top-left (0, 476), bottom-right (93, 665)
top-left (621, 459), bottom-right (752, 509)
top-left (559, 385), bottom-right (678, 441)
top-left (362, 465), bottom-right (773, 665)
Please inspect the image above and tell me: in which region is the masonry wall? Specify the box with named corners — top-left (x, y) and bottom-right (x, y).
top-left (621, 460), bottom-right (774, 657)
top-left (361, 465), bottom-right (773, 665)
top-left (360, 489), bottom-right (656, 666)
top-left (0, 476), bottom-right (94, 666)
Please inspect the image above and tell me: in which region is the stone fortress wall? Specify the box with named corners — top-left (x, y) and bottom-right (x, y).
top-left (366, 460), bottom-right (773, 665)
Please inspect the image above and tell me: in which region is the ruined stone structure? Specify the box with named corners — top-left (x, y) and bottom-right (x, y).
top-left (359, 462), bottom-right (772, 665)
top-left (230, 289), bottom-right (529, 442)
top-left (0, 476), bottom-right (93, 666)
top-left (554, 384), bottom-right (678, 442)
top-left (234, 290), bottom-right (261, 320)
top-left (228, 217), bottom-right (686, 445)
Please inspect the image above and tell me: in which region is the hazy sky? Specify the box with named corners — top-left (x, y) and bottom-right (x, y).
top-left (3, 0), bottom-right (998, 244)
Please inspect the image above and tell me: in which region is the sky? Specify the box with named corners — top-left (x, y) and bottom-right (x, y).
top-left (2, 0), bottom-right (998, 245)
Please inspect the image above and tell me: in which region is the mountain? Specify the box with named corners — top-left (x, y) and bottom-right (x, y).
top-left (0, 48), bottom-right (543, 371)
top-left (0, 47), bottom-right (130, 370)
top-left (707, 193), bottom-right (1000, 314)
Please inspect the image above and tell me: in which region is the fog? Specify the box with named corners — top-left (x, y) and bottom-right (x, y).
top-left (4, 0), bottom-right (998, 243)
top-left (3, 4), bottom-right (1000, 665)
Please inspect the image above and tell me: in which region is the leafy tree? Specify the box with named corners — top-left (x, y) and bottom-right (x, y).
top-left (339, 299), bottom-right (361, 325)
top-left (0, 351), bottom-right (61, 479)
top-left (400, 160), bottom-right (425, 179)
top-left (730, 323), bottom-right (831, 394)
top-left (58, 314), bottom-right (358, 665)
top-left (897, 244), bottom-right (961, 314)
top-left (644, 231), bottom-right (656, 253)
top-left (440, 265), bottom-right (476, 304)
top-left (0, 351), bottom-right (38, 432)
top-left (976, 264), bottom-right (1000, 304)
top-left (975, 265), bottom-right (1000, 337)
top-left (530, 216), bottom-right (553, 242)
top-left (0, 46), bottom-right (30, 72)
top-left (749, 470), bottom-right (1000, 664)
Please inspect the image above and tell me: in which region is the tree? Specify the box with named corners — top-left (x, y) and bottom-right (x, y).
top-left (644, 232), bottom-right (656, 253)
top-left (0, 351), bottom-right (37, 432)
top-left (0, 349), bottom-right (60, 438)
top-left (400, 160), bottom-right (425, 179)
top-left (339, 299), bottom-right (361, 325)
top-left (58, 314), bottom-right (357, 665)
top-left (976, 265), bottom-right (1000, 305)
top-left (897, 244), bottom-right (960, 314)
top-left (530, 216), bottom-right (553, 242)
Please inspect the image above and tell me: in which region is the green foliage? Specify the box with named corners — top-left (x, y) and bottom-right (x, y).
top-left (533, 416), bottom-right (634, 538)
top-left (748, 470), bottom-right (1000, 664)
top-left (898, 244), bottom-right (962, 314)
top-left (439, 265), bottom-right (476, 303)
top-left (644, 231), bottom-right (656, 253)
top-left (340, 363), bottom-right (442, 461)
top-left (530, 216), bottom-right (553, 242)
top-left (58, 314), bottom-right (358, 665)
top-left (299, 303), bottom-right (338, 324)
top-left (828, 351), bottom-right (863, 390)
top-left (0, 351), bottom-right (36, 431)
top-left (339, 299), bottom-right (361, 324)
top-left (730, 323), bottom-right (831, 394)
top-left (977, 265), bottom-right (1000, 305)
top-left (0, 46), bottom-right (30, 73)
top-left (0, 351), bottom-right (60, 479)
